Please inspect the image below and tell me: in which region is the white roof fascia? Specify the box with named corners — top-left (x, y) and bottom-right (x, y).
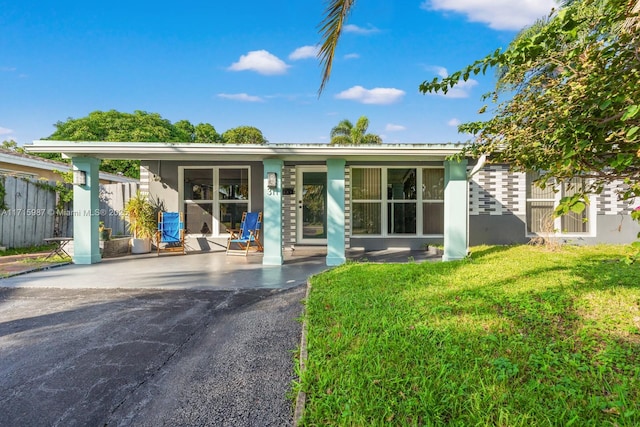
top-left (25, 141), bottom-right (464, 162)
top-left (0, 151), bottom-right (137, 183)
top-left (0, 151), bottom-right (67, 170)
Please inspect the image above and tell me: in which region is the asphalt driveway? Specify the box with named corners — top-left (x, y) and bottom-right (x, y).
top-left (0, 285), bottom-right (306, 426)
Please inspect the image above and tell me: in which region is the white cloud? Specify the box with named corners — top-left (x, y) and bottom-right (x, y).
top-left (442, 79), bottom-right (478, 98)
top-left (0, 67), bottom-right (17, 72)
top-left (385, 123), bottom-right (406, 132)
top-left (344, 53), bottom-right (360, 60)
top-left (421, 0), bottom-right (559, 31)
top-left (217, 93), bottom-right (264, 102)
top-left (344, 24), bottom-right (380, 34)
top-left (335, 86), bottom-right (405, 105)
top-left (433, 79), bottom-right (478, 98)
top-left (447, 118), bottom-right (461, 127)
top-left (428, 65), bottom-right (449, 78)
top-left (0, 126), bottom-right (14, 135)
top-left (289, 45), bottom-right (319, 60)
top-left (228, 50), bottom-right (289, 75)
top-left (425, 66), bottom-right (478, 98)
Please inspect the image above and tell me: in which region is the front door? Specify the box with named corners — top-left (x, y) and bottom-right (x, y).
top-left (297, 167), bottom-right (327, 244)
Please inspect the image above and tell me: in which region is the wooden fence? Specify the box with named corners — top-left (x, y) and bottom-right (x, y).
top-left (0, 176), bottom-right (138, 249)
top-left (99, 182), bottom-right (139, 236)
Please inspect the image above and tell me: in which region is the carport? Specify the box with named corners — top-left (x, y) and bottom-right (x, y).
top-left (25, 141), bottom-right (469, 266)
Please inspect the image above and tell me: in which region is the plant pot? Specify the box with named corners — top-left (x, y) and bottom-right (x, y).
top-left (100, 228), bottom-right (112, 241)
top-left (130, 238), bottom-right (152, 254)
top-left (101, 237), bottom-right (131, 258)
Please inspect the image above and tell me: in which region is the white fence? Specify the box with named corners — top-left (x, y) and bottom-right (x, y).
top-left (0, 176), bottom-right (138, 249)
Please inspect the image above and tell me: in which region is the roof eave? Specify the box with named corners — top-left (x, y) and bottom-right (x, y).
top-left (25, 141), bottom-right (464, 162)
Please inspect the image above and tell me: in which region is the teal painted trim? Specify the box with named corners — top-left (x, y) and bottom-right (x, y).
top-left (326, 159), bottom-right (346, 266)
top-left (72, 157), bottom-right (102, 265)
top-left (443, 159), bottom-right (468, 262)
top-left (262, 159), bottom-right (284, 265)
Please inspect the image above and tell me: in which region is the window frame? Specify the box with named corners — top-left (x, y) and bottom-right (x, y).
top-left (179, 166), bottom-right (251, 237)
top-left (350, 166), bottom-right (445, 238)
top-left (525, 174), bottom-right (596, 237)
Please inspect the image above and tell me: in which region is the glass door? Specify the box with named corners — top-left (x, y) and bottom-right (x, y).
top-left (297, 167), bottom-right (327, 244)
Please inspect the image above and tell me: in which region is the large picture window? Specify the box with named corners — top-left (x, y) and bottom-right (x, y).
top-left (526, 173), bottom-right (591, 234)
top-left (351, 167), bottom-right (444, 236)
top-left (182, 167), bottom-right (250, 236)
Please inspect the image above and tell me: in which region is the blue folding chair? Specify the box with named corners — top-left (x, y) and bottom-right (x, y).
top-left (226, 211), bottom-right (263, 255)
top-left (157, 211), bottom-right (185, 255)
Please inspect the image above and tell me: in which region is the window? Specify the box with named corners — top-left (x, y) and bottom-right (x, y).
top-left (351, 167), bottom-right (445, 236)
top-left (526, 173), bottom-right (591, 234)
top-left (218, 168), bottom-right (249, 234)
top-left (422, 168), bottom-right (444, 234)
top-left (352, 168), bottom-right (382, 235)
top-left (182, 167), bottom-right (250, 236)
top-left (387, 168), bottom-right (417, 234)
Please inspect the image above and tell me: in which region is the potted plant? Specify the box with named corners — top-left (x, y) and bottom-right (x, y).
top-left (123, 191), bottom-right (156, 254)
top-left (99, 221), bottom-right (112, 241)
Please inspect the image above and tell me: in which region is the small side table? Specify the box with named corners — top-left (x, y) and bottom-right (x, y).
top-left (43, 237), bottom-right (73, 259)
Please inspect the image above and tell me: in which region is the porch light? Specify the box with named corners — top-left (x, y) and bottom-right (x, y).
top-left (73, 169), bottom-right (87, 186)
top-left (267, 172), bottom-right (277, 188)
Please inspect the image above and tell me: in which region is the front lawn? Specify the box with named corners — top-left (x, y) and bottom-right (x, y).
top-left (299, 245), bottom-right (640, 426)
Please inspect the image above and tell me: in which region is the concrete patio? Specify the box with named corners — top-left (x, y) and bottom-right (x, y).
top-left (0, 247), bottom-right (440, 290)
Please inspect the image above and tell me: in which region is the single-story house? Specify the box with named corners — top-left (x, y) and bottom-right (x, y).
top-left (0, 147), bottom-right (137, 184)
top-left (25, 141), bottom-right (640, 266)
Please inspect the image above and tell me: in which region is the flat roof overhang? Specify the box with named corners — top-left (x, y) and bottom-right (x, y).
top-left (25, 141), bottom-right (464, 162)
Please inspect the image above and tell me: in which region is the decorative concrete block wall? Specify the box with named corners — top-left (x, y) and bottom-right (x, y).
top-left (597, 180), bottom-right (637, 215)
top-left (344, 166), bottom-right (351, 249)
top-left (139, 165), bottom-right (150, 195)
top-left (469, 165), bottom-right (525, 216)
top-left (282, 165), bottom-right (297, 247)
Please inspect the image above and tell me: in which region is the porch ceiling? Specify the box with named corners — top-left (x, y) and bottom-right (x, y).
top-left (25, 141), bottom-right (464, 162)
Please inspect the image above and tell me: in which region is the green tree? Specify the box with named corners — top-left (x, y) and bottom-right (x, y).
top-left (194, 123), bottom-right (222, 143)
top-left (221, 126), bottom-right (268, 144)
top-left (420, 0), bottom-right (639, 208)
top-left (1, 139), bottom-right (24, 153)
top-left (48, 110), bottom-right (178, 142)
top-left (173, 119), bottom-right (196, 142)
top-left (330, 116), bottom-right (382, 144)
top-left (43, 110), bottom-right (222, 178)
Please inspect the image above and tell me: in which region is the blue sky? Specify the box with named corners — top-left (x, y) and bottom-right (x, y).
top-left (1, 0), bottom-right (558, 146)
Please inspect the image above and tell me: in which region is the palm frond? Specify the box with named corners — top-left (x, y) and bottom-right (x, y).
top-left (355, 115), bottom-right (369, 134)
top-left (330, 119), bottom-right (353, 138)
top-left (317, 0), bottom-right (355, 95)
top-left (362, 134), bottom-right (382, 144)
top-left (330, 135), bottom-right (352, 145)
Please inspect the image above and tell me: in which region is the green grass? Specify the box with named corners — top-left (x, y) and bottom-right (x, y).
top-left (0, 243), bottom-right (57, 256)
top-left (299, 245), bottom-right (640, 426)
top-left (21, 254), bottom-right (71, 263)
